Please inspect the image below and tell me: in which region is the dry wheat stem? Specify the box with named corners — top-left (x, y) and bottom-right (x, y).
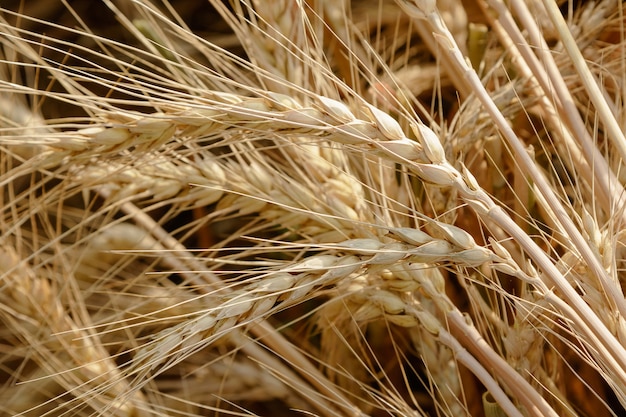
top-left (421, 3), bottom-right (626, 318)
top-left (445, 309), bottom-right (556, 417)
top-left (407, 12), bottom-right (472, 100)
top-left (539, 0), bottom-right (626, 164)
top-left (396, 1), bottom-right (626, 376)
top-left (505, 0), bottom-right (626, 220)
top-left (433, 321), bottom-right (526, 417)
top-left (481, 0), bottom-right (623, 220)
top-left (482, 195), bottom-right (626, 385)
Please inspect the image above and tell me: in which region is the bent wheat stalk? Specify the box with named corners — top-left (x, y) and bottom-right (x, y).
top-left (400, 0), bottom-right (626, 376)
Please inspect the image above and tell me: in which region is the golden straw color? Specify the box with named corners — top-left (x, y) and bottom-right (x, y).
top-left (1, 0), bottom-right (626, 416)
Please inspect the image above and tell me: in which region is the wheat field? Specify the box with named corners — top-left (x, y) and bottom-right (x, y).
top-left (1, 0), bottom-right (626, 416)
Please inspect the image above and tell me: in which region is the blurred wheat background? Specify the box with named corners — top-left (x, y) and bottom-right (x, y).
top-left (1, 0), bottom-right (626, 416)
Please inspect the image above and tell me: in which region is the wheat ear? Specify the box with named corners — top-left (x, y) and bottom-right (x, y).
top-left (0, 246), bottom-right (151, 416)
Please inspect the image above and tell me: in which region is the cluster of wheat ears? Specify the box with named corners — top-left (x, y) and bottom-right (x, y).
top-left (1, 0), bottom-right (626, 416)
